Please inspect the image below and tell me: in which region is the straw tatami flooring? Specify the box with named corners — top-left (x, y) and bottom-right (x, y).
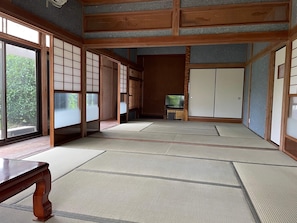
top-left (1, 119), bottom-right (297, 223)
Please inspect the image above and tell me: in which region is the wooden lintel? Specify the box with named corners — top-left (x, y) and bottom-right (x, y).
top-left (83, 30), bottom-right (288, 48)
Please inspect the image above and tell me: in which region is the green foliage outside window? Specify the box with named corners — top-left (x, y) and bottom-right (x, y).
top-left (6, 54), bottom-right (37, 128)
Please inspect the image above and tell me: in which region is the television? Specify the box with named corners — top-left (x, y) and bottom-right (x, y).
top-left (165, 95), bottom-right (184, 109)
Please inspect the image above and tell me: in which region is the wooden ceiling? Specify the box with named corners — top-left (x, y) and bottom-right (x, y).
top-left (81, 0), bottom-right (289, 48)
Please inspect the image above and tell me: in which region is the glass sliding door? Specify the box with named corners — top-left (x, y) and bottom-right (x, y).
top-left (5, 44), bottom-right (38, 138)
top-left (0, 41), bottom-right (4, 139)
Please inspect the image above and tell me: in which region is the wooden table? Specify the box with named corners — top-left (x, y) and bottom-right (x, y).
top-left (0, 158), bottom-right (52, 221)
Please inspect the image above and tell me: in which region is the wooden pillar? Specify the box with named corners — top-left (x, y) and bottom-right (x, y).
top-left (183, 46), bottom-right (191, 121)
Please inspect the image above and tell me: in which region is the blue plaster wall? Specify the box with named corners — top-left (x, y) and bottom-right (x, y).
top-left (137, 47), bottom-right (186, 55)
top-left (253, 42), bottom-right (270, 56)
top-left (11, 0), bottom-right (82, 37)
top-left (113, 49), bottom-right (129, 60)
top-left (190, 44), bottom-right (248, 64)
top-left (249, 54), bottom-right (270, 137)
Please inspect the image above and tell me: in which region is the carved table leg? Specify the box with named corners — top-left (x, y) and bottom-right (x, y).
top-left (33, 169), bottom-right (53, 221)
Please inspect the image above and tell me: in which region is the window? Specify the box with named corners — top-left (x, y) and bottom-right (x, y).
top-left (0, 42), bottom-right (39, 139)
top-left (54, 93), bottom-right (80, 129)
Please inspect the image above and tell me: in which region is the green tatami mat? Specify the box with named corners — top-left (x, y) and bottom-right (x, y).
top-left (216, 125), bottom-right (260, 138)
top-left (79, 151), bottom-right (239, 186)
top-left (234, 163), bottom-right (297, 223)
top-left (5, 147), bottom-right (104, 205)
top-left (167, 144), bottom-right (297, 166)
top-left (19, 171), bottom-right (255, 223)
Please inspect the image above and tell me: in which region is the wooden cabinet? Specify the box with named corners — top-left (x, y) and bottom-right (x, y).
top-left (189, 68), bottom-right (244, 118)
top-left (167, 108), bottom-right (184, 120)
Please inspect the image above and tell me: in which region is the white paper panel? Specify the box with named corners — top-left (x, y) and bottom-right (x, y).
top-left (73, 83), bottom-right (80, 91)
top-left (290, 85), bottom-right (297, 94)
top-left (73, 61), bottom-right (80, 69)
top-left (87, 85), bottom-right (92, 92)
top-left (64, 58), bottom-right (72, 67)
top-left (54, 38), bottom-right (63, 48)
top-left (291, 57), bottom-right (297, 68)
top-left (73, 46), bottom-right (80, 55)
top-left (293, 39), bottom-right (297, 49)
top-left (93, 86), bottom-right (99, 92)
top-left (93, 67), bottom-right (99, 73)
top-left (54, 81), bottom-right (63, 90)
top-left (291, 76), bottom-right (297, 85)
top-left (54, 47), bottom-right (63, 57)
top-left (54, 55), bottom-right (63, 65)
top-left (73, 76), bottom-right (80, 84)
top-left (64, 66), bottom-right (72, 75)
top-left (54, 64), bottom-right (63, 74)
top-left (87, 71), bottom-right (92, 79)
top-left (54, 72), bottom-right (63, 82)
top-left (64, 42), bottom-right (72, 52)
top-left (86, 51), bottom-right (92, 59)
top-left (87, 59), bottom-right (92, 66)
top-left (64, 82), bottom-right (72, 91)
top-left (64, 74), bottom-right (72, 83)
top-left (292, 48), bottom-right (297, 59)
top-left (87, 65), bottom-right (92, 73)
top-left (73, 69), bottom-right (80, 76)
top-left (93, 54), bottom-right (99, 62)
top-left (87, 78), bottom-right (92, 85)
top-left (291, 67), bottom-right (297, 76)
top-left (73, 53), bottom-right (81, 62)
top-left (64, 50), bottom-right (72, 60)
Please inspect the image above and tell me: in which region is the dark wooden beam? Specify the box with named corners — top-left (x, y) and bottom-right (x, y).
top-left (84, 30), bottom-right (288, 48)
top-left (181, 2), bottom-right (289, 28)
top-left (84, 10), bottom-right (172, 32)
top-left (172, 0), bottom-right (180, 36)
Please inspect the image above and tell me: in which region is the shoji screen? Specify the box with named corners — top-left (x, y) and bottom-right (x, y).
top-left (86, 51), bottom-right (99, 122)
top-left (53, 38), bottom-right (81, 129)
top-left (53, 38), bottom-right (81, 91)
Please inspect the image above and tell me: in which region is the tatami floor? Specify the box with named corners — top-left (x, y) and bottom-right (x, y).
top-left (1, 119), bottom-right (297, 223)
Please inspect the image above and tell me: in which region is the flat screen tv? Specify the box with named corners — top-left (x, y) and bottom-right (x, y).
top-left (165, 95), bottom-right (184, 109)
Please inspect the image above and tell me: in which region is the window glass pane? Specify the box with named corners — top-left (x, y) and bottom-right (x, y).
top-left (6, 20), bottom-right (39, 44)
top-left (287, 96), bottom-right (297, 138)
top-left (46, 35), bottom-right (50, 47)
top-left (0, 17), bottom-right (2, 32)
top-left (0, 41), bottom-right (3, 139)
top-left (86, 93), bottom-right (99, 121)
top-left (54, 93), bottom-right (80, 128)
top-left (6, 44), bottom-right (38, 138)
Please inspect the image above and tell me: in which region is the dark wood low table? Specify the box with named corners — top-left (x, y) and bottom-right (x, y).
top-left (0, 158), bottom-right (52, 221)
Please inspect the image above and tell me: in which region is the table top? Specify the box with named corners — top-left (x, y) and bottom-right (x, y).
top-left (0, 158), bottom-right (48, 184)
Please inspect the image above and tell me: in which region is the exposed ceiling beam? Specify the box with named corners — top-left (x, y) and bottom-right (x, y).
top-left (83, 30), bottom-right (288, 49)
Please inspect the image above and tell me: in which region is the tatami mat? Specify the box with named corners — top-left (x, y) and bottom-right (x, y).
top-left (19, 171), bottom-right (255, 223)
top-left (234, 163), bottom-right (297, 223)
top-left (92, 131), bottom-right (276, 149)
top-left (173, 134), bottom-right (277, 149)
top-left (5, 147), bottom-right (104, 205)
top-left (79, 151), bottom-right (239, 186)
top-left (167, 144), bottom-right (297, 166)
top-left (216, 125), bottom-right (260, 138)
top-left (64, 137), bottom-right (171, 154)
top-left (0, 206), bottom-right (95, 223)
top-left (105, 121), bottom-right (153, 131)
top-left (142, 125), bottom-right (218, 135)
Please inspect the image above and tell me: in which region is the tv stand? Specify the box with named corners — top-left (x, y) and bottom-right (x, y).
top-left (166, 107), bottom-right (184, 120)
